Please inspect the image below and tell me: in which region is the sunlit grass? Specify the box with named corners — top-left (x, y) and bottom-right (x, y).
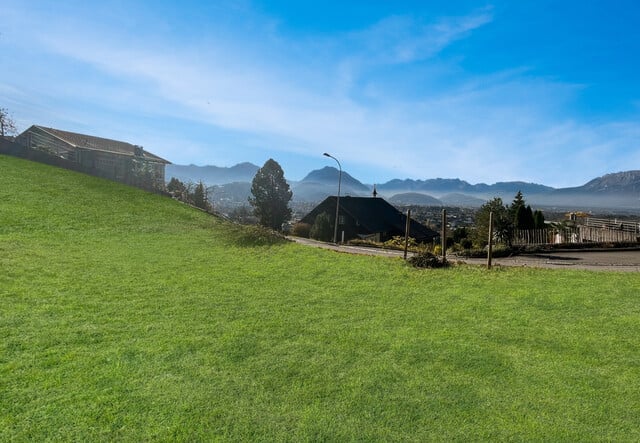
top-left (2, 154), bottom-right (640, 441)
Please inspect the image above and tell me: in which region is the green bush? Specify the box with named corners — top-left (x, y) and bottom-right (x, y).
top-left (310, 212), bottom-right (333, 242)
top-left (230, 224), bottom-right (287, 247)
top-left (460, 239), bottom-right (473, 250)
top-left (457, 245), bottom-right (515, 258)
top-left (383, 235), bottom-right (418, 250)
top-left (408, 251), bottom-right (449, 268)
top-left (291, 222), bottom-right (311, 238)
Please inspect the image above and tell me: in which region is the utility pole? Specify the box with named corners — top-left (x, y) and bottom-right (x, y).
top-left (323, 153), bottom-right (342, 244)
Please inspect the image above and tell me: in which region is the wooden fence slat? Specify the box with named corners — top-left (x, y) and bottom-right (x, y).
top-left (511, 226), bottom-right (639, 246)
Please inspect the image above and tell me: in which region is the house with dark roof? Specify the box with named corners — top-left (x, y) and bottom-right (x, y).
top-left (300, 196), bottom-right (438, 243)
top-left (15, 125), bottom-right (170, 189)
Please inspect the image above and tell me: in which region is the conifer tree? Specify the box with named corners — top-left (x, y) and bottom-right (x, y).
top-left (192, 181), bottom-right (211, 211)
top-left (473, 197), bottom-right (512, 247)
top-left (514, 204), bottom-right (535, 229)
top-left (533, 210), bottom-right (546, 229)
top-left (249, 159), bottom-right (292, 230)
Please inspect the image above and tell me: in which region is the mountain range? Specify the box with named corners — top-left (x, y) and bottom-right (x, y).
top-left (166, 163), bottom-right (640, 211)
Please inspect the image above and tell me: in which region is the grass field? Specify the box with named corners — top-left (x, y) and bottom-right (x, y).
top-left (2, 154), bottom-right (640, 441)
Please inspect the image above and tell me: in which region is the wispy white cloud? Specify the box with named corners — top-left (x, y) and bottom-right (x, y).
top-left (2, 1), bottom-right (639, 187)
top-left (347, 8), bottom-right (493, 65)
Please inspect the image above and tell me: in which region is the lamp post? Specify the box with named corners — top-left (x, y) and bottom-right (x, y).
top-left (323, 152), bottom-right (342, 243)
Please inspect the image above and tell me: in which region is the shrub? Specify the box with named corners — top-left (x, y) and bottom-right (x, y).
top-left (291, 222), bottom-right (312, 238)
top-left (408, 251), bottom-right (449, 268)
top-left (383, 235), bottom-right (418, 250)
top-left (347, 239), bottom-right (382, 248)
top-left (460, 239), bottom-right (473, 250)
top-left (457, 245), bottom-right (515, 258)
top-left (310, 212), bottom-right (333, 242)
top-left (452, 227), bottom-right (469, 243)
top-left (230, 224), bottom-right (287, 247)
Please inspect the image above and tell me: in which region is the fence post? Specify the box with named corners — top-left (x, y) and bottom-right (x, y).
top-left (404, 209), bottom-right (411, 260)
top-left (441, 209), bottom-right (447, 263)
top-left (487, 211), bottom-right (493, 269)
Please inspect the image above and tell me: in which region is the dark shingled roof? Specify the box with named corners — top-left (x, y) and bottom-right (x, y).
top-left (301, 196), bottom-right (438, 242)
top-left (34, 126), bottom-right (170, 164)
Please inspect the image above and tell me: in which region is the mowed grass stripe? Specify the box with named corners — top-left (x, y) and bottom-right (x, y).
top-left (1, 154), bottom-right (640, 441)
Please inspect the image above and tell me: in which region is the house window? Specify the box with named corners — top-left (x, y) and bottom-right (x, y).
top-left (339, 215), bottom-right (346, 225)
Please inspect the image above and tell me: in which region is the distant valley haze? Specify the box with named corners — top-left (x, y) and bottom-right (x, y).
top-left (166, 163), bottom-right (640, 211)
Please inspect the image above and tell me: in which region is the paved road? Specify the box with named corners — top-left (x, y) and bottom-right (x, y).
top-left (288, 237), bottom-right (409, 258)
top-left (288, 237), bottom-right (640, 271)
top-left (464, 249), bottom-right (640, 271)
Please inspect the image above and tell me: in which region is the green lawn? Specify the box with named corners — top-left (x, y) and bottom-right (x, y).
top-left (2, 154), bottom-right (640, 441)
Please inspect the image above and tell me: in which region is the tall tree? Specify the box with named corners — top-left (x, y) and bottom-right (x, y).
top-left (514, 204), bottom-right (535, 229)
top-left (473, 197), bottom-right (512, 247)
top-left (510, 191), bottom-right (525, 221)
top-left (533, 210), bottom-right (546, 229)
top-left (192, 181), bottom-right (211, 211)
top-left (0, 107), bottom-right (17, 137)
top-left (249, 159), bottom-right (292, 230)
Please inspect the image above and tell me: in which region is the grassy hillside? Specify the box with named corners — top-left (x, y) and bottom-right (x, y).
top-left (2, 154), bottom-right (640, 441)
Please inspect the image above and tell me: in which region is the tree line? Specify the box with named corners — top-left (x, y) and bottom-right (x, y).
top-left (166, 178), bottom-right (213, 212)
top-left (468, 191), bottom-right (546, 248)
top-left (167, 158), bottom-right (293, 230)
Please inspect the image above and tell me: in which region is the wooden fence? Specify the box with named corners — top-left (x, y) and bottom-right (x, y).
top-left (512, 228), bottom-right (558, 245)
top-left (512, 223), bottom-right (640, 246)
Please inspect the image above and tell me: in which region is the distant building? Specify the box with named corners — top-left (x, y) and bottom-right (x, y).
top-left (15, 125), bottom-right (170, 189)
top-left (301, 196), bottom-right (438, 243)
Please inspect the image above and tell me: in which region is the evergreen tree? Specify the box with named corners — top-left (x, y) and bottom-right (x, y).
top-left (533, 210), bottom-right (546, 229)
top-left (514, 204), bottom-right (535, 229)
top-left (510, 190), bottom-right (525, 220)
top-left (192, 181), bottom-right (211, 211)
top-left (167, 177), bottom-right (187, 196)
top-left (473, 197), bottom-right (512, 247)
top-left (525, 206), bottom-right (535, 229)
top-left (249, 159), bottom-right (292, 230)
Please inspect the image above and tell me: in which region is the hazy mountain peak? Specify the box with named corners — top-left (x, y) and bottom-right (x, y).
top-left (302, 166), bottom-right (369, 191)
top-left (582, 170), bottom-right (640, 192)
top-left (166, 162), bottom-right (259, 185)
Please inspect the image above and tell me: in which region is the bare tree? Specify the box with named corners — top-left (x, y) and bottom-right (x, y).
top-left (0, 108), bottom-right (17, 137)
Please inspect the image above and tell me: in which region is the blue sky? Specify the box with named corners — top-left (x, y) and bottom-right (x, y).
top-left (1, 0), bottom-right (639, 187)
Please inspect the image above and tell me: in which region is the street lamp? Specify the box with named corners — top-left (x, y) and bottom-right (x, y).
top-left (323, 152), bottom-right (342, 243)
